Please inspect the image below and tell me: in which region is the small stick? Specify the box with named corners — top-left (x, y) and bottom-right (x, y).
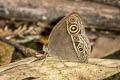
top-left (0, 36), bottom-right (44, 57)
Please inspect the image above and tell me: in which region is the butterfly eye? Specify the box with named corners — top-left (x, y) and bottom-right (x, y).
top-left (69, 24), bottom-right (79, 34)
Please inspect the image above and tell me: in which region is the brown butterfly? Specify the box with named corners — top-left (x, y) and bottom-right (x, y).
top-left (48, 12), bottom-right (91, 63)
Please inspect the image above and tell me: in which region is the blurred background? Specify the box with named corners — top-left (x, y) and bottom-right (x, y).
top-left (0, 0), bottom-right (120, 66)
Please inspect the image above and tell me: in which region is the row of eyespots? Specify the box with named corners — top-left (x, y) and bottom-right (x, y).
top-left (72, 33), bottom-right (85, 54)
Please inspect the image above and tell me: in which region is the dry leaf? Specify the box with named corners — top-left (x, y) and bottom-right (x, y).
top-left (90, 37), bottom-right (120, 58)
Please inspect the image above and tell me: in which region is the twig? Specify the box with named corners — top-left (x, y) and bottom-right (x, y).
top-left (0, 36), bottom-right (43, 57)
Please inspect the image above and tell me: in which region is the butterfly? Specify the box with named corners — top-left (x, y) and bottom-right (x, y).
top-left (48, 12), bottom-right (91, 63)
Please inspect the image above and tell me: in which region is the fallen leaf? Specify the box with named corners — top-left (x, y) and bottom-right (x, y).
top-left (90, 37), bottom-right (120, 58)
